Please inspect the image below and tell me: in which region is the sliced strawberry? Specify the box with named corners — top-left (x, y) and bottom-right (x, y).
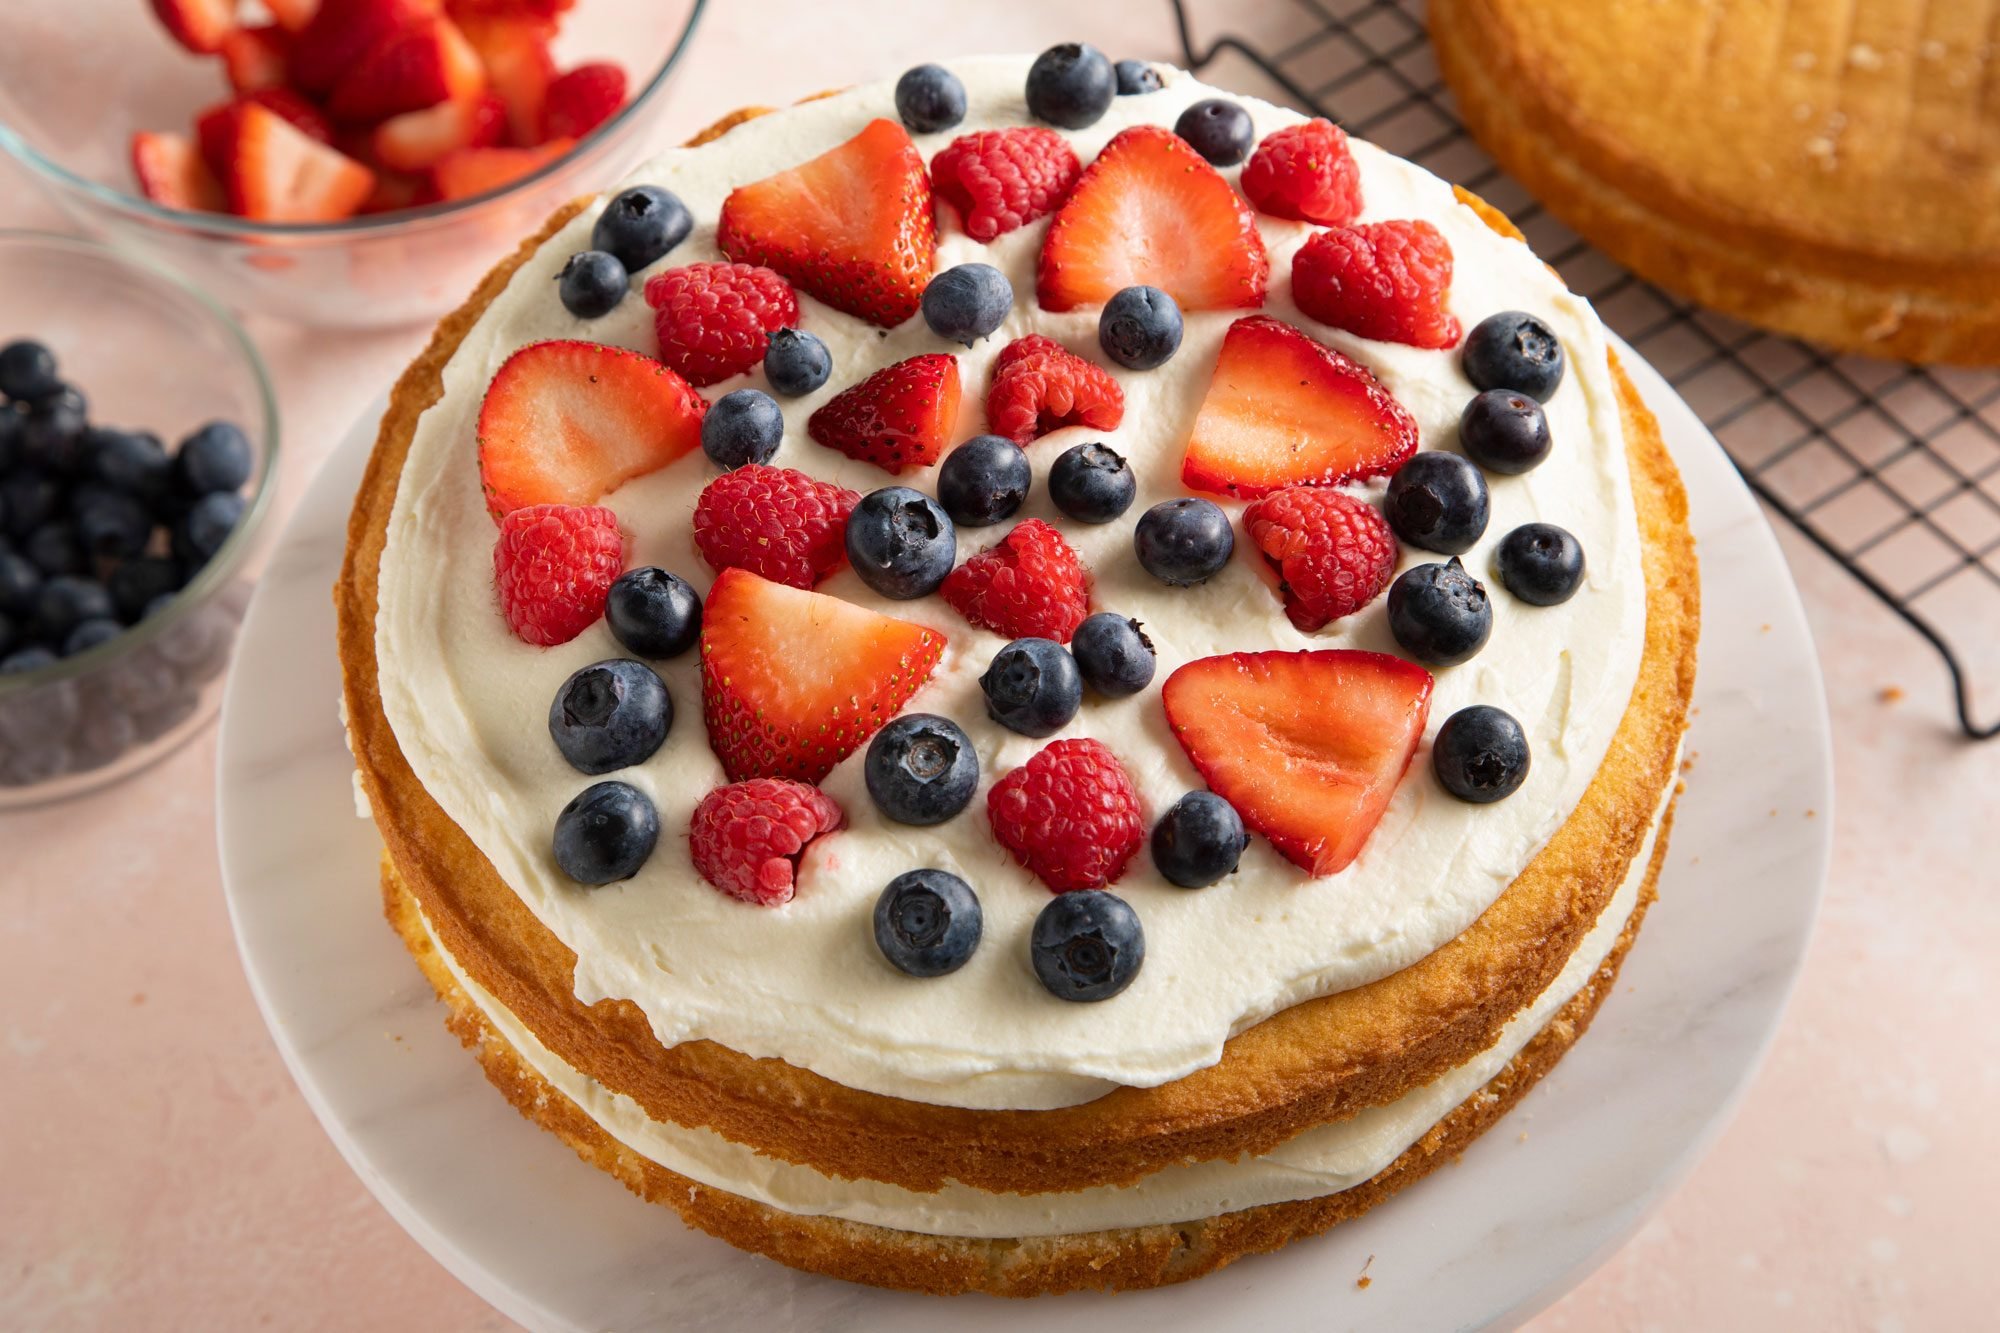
top-left (476, 339), bottom-right (705, 517)
top-left (457, 14), bottom-right (555, 145)
top-left (806, 353), bottom-right (960, 474)
top-left (430, 137), bottom-right (571, 200)
top-left (329, 15), bottom-right (485, 122)
top-left (131, 132), bottom-right (225, 213)
top-left (216, 103), bottom-right (377, 222)
top-left (149, 0), bottom-right (236, 54)
top-left (445, 0), bottom-right (574, 20)
top-left (1181, 315), bottom-right (1418, 499)
top-left (221, 25), bottom-right (292, 93)
top-left (244, 88), bottom-right (337, 143)
top-left (717, 118), bottom-right (937, 328)
top-left (542, 62), bottom-right (627, 141)
top-left (197, 93), bottom-right (335, 181)
top-left (699, 568), bottom-right (946, 783)
top-left (371, 91), bottom-right (506, 171)
top-left (291, 0), bottom-right (440, 96)
top-left (359, 167), bottom-right (434, 213)
top-left (265, 0), bottom-right (321, 34)
top-left (1037, 125), bottom-right (1269, 313)
top-left (1162, 650), bottom-right (1434, 876)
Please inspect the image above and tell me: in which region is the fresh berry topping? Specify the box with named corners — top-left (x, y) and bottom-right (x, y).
top-left (1151, 790), bottom-right (1248, 888)
top-left (492, 503), bottom-right (625, 647)
top-left (762, 328), bottom-right (832, 398)
top-left (1242, 487), bottom-right (1399, 632)
top-left (1163, 650), bottom-right (1434, 875)
top-left (1293, 220), bottom-right (1462, 350)
top-left (557, 251), bottom-right (628, 320)
top-left (1071, 612), bottom-right (1156, 697)
top-left (371, 92), bottom-right (506, 172)
top-left (0, 341), bottom-right (60, 403)
top-left (431, 139), bottom-right (576, 203)
top-left (644, 262), bottom-right (800, 388)
top-left (693, 464), bottom-right (858, 590)
top-left (1173, 97), bottom-right (1255, 166)
top-left (76, 492), bottom-right (151, 561)
top-left (1030, 889), bottom-right (1144, 1001)
top-left (1463, 311), bottom-right (1566, 402)
top-left (1239, 118), bottom-right (1362, 225)
top-left (328, 16), bottom-right (486, 123)
top-left (921, 263), bottom-right (1013, 347)
top-left (476, 340), bottom-right (705, 516)
top-left (936, 434), bottom-right (1030, 528)
top-left (605, 566), bottom-right (701, 659)
top-left (1459, 388), bottom-right (1552, 474)
top-left (894, 63), bottom-right (967, 134)
top-left (980, 636), bottom-right (1082, 738)
top-left (929, 127), bottom-right (1081, 242)
top-left (1496, 522), bottom-right (1585, 605)
top-left (942, 518), bottom-right (1090, 643)
top-left (130, 132), bottom-right (226, 213)
top-left (179, 492), bottom-right (245, 562)
top-left (984, 335), bottom-right (1124, 445)
top-left (177, 421), bottom-right (253, 494)
top-left (592, 185), bottom-right (693, 274)
top-left (699, 389), bottom-right (785, 470)
top-left (1133, 497), bottom-right (1233, 587)
top-left (1384, 452), bottom-right (1490, 555)
top-left (291, 0), bottom-right (435, 95)
top-left (988, 737), bottom-right (1144, 892)
top-left (1097, 285), bottom-right (1183, 370)
top-left (1113, 59), bottom-right (1163, 95)
top-left (807, 352), bottom-right (961, 473)
top-left (1181, 315), bottom-right (1418, 499)
top-left (548, 658), bottom-right (671, 775)
top-left (844, 487), bottom-right (956, 599)
top-left (1386, 557), bottom-right (1492, 666)
top-left (27, 523), bottom-right (84, 578)
top-left (1038, 125), bottom-right (1269, 312)
top-left (688, 777), bottom-right (843, 906)
top-left (457, 12), bottom-right (557, 146)
top-left (150, 0), bottom-right (236, 54)
top-left (34, 576), bottom-right (115, 643)
top-left (698, 567), bottom-right (945, 783)
top-left (554, 780), bottom-right (660, 885)
top-left (717, 118), bottom-right (937, 328)
top-left (874, 869), bottom-right (982, 977)
top-left (864, 713), bottom-right (980, 826)
top-left (1048, 442), bottom-right (1135, 524)
top-left (1433, 705), bottom-right (1531, 803)
top-left (1025, 42), bottom-right (1116, 129)
top-left (543, 62), bottom-right (628, 141)
top-left (214, 103), bottom-right (375, 222)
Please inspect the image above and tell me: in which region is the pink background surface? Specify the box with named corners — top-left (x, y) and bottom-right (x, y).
top-left (3, 2), bottom-right (1996, 1329)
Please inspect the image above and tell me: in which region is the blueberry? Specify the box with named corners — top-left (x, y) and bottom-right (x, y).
top-left (0, 340), bottom-right (60, 403)
top-left (1025, 42), bottom-right (1116, 129)
top-left (590, 185), bottom-right (692, 273)
top-left (1459, 389), bottom-right (1551, 475)
top-left (33, 575), bottom-right (114, 642)
top-left (75, 490), bottom-right (152, 561)
top-left (557, 250), bottom-right (629, 319)
top-left (845, 487), bottom-right (955, 599)
top-left (1048, 442), bottom-right (1136, 524)
top-left (0, 646), bottom-right (57, 674)
top-left (864, 712), bottom-right (979, 825)
top-left (1384, 452), bottom-right (1490, 555)
top-left (89, 429), bottom-right (172, 498)
top-left (179, 491), bottom-right (245, 564)
top-left (1030, 890), bottom-right (1144, 1002)
top-left (1174, 98), bottom-right (1255, 166)
top-left (979, 637), bottom-right (1082, 737)
top-left (894, 63), bottom-right (967, 134)
top-left (936, 434), bottom-right (1029, 528)
top-left (25, 522), bottom-right (84, 576)
top-left (552, 780), bottom-right (660, 884)
top-left (0, 609), bottom-right (11, 657)
top-left (548, 659), bottom-right (671, 775)
top-left (1432, 704), bottom-right (1531, 803)
top-left (1097, 285), bottom-right (1183, 370)
top-left (1151, 790), bottom-right (1247, 888)
top-left (763, 327), bottom-right (831, 398)
top-left (700, 389), bottom-right (783, 470)
top-left (873, 869), bottom-right (982, 977)
top-left (22, 389), bottom-right (86, 466)
top-left (605, 566), bottom-right (701, 659)
top-left (1070, 612), bottom-right (1155, 697)
top-left (1135, 497), bottom-right (1233, 586)
top-left (0, 551), bottom-right (40, 615)
top-left (1462, 311), bottom-right (1565, 402)
top-left (0, 405), bottom-right (19, 470)
top-left (921, 263), bottom-right (1012, 347)
top-left (63, 617), bottom-right (122, 657)
top-left (1, 471), bottom-right (58, 539)
top-left (107, 557), bottom-right (181, 623)
top-left (1386, 557), bottom-right (1492, 666)
top-left (1496, 522), bottom-right (1585, 606)
top-left (1114, 59), bottom-right (1162, 95)
top-left (176, 421), bottom-right (253, 494)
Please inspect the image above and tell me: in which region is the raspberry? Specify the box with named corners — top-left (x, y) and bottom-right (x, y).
top-left (941, 518), bottom-right (1091, 643)
top-left (930, 127), bottom-right (1081, 242)
top-left (985, 335), bottom-right (1124, 445)
top-left (1292, 220), bottom-right (1461, 350)
top-left (1243, 486), bottom-right (1400, 632)
top-left (688, 778), bottom-right (844, 906)
top-left (987, 738), bottom-right (1144, 892)
top-left (493, 503), bottom-right (626, 646)
top-left (644, 262), bottom-right (799, 387)
top-left (1239, 118), bottom-right (1362, 226)
top-left (692, 465), bottom-right (859, 590)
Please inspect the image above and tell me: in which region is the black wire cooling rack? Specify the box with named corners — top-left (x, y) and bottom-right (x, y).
top-left (1169, 0), bottom-right (2000, 740)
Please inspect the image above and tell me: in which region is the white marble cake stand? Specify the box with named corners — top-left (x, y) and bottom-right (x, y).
top-left (217, 342), bottom-right (1832, 1333)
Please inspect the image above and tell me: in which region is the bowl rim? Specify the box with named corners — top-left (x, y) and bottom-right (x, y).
top-left (0, 0), bottom-right (705, 240)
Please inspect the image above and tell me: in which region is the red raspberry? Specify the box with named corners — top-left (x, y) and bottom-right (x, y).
top-left (1240, 118), bottom-right (1362, 226)
top-left (1292, 220), bottom-right (1461, 350)
top-left (643, 262), bottom-right (799, 387)
top-left (692, 465), bottom-right (859, 590)
top-left (987, 738), bottom-right (1144, 892)
top-left (689, 778), bottom-right (844, 907)
top-left (493, 503), bottom-right (626, 646)
top-left (1242, 486), bottom-right (1399, 632)
top-left (942, 518), bottom-right (1091, 643)
top-left (930, 127), bottom-right (1082, 242)
top-left (984, 335), bottom-right (1124, 445)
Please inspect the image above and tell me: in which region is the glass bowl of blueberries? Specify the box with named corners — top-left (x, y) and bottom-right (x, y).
top-left (0, 231), bottom-right (276, 806)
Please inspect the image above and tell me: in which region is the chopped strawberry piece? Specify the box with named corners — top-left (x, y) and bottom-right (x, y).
top-left (1162, 650), bottom-right (1434, 876)
top-left (642, 263), bottom-right (799, 388)
top-left (291, 0), bottom-right (441, 96)
top-left (458, 15), bottom-right (558, 145)
top-left (221, 25), bottom-right (292, 94)
top-left (542, 62), bottom-right (627, 141)
top-left (1242, 487), bottom-right (1399, 632)
top-left (689, 779), bottom-right (844, 907)
top-left (806, 353), bottom-right (960, 474)
top-left (265, 0), bottom-right (321, 34)
top-left (445, 0), bottom-right (573, 19)
top-left (929, 127), bottom-right (1080, 242)
top-left (692, 465), bottom-right (858, 590)
top-left (1181, 315), bottom-right (1418, 499)
top-left (371, 91), bottom-right (506, 171)
top-left (1037, 124), bottom-right (1268, 313)
top-left (984, 334), bottom-right (1124, 445)
top-left (429, 137), bottom-right (571, 199)
top-left (986, 738), bottom-right (1144, 892)
top-left (197, 93), bottom-right (335, 180)
top-left (941, 518), bottom-right (1090, 644)
top-left (359, 167), bottom-right (434, 213)
top-left (1239, 118), bottom-right (1363, 226)
top-left (1292, 219), bottom-right (1462, 350)
top-left (149, 0), bottom-right (237, 54)
top-left (329, 15), bottom-right (486, 122)
top-left (492, 502), bottom-right (626, 646)
top-left (214, 103), bottom-right (376, 222)
top-left (130, 132), bottom-right (226, 213)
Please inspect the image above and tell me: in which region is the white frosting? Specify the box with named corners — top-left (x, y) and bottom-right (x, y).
top-left (373, 57), bottom-right (1648, 1110)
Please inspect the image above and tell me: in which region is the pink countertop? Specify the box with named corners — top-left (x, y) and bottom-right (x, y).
top-left (3, 3), bottom-right (1996, 1328)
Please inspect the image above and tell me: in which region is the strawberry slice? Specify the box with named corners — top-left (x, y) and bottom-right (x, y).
top-left (1037, 125), bottom-right (1269, 313)
top-left (699, 568), bottom-right (946, 783)
top-left (429, 137), bottom-right (571, 199)
top-left (221, 25), bottom-right (291, 93)
top-left (130, 132), bottom-right (226, 213)
top-left (458, 14), bottom-right (556, 145)
top-left (197, 92), bottom-right (335, 181)
top-left (266, 0), bottom-right (321, 34)
top-left (446, 0), bottom-right (574, 20)
top-left (149, 0), bottom-right (237, 54)
top-left (806, 353), bottom-right (960, 474)
top-left (291, 0), bottom-right (440, 96)
top-left (215, 103), bottom-right (377, 222)
top-left (1181, 315), bottom-right (1418, 499)
top-left (329, 15), bottom-right (486, 122)
top-left (359, 167), bottom-right (434, 213)
top-left (717, 118), bottom-right (938, 328)
top-left (542, 62), bottom-right (627, 141)
top-left (1162, 650), bottom-right (1434, 877)
top-left (476, 339), bottom-right (705, 517)
top-left (371, 92), bottom-right (506, 171)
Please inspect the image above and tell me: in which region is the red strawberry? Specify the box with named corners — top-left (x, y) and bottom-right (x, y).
top-left (329, 15), bottom-right (486, 123)
top-left (149, 0), bottom-right (237, 54)
top-left (941, 518), bottom-right (1090, 643)
top-left (986, 738), bottom-right (1144, 892)
top-left (717, 118), bottom-right (937, 327)
top-left (1292, 219), bottom-right (1461, 349)
top-left (446, 0), bottom-right (574, 18)
top-left (689, 779), bottom-right (844, 907)
top-left (1239, 118), bottom-right (1363, 226)
top-left (291, 0), bottom-right (440, 96)
top-left (692, 465), bottom-right (858, 590)
top-left (197, 93), bottom-right (335, 181)
top-left (1037, 125), bottom-right (1268, 313)
top-left (1242, 487), bottom-right (1399, 631)
top-left (699, 568), bottom-right (945, 783)
top-left (476, 340), bottom-right (705, 516)
top-left (984, 334), bottom-right (1124, 445)
top-left (457, 14), bottom-right (555, 145)
top-left (1162, 651), bottom-right (1433, 876)
top-left (359, 168), bottom-right (434, 213)
top-left (221, 25), bottom-right (292, 94)
top-left (244, 88), bottom-right (337, 143)
top-left (266, 0), bottom-right (321, 34)
top-left (806, 353), bottom-right (960, 474)
top-left (542, 62), bottom-right (627, 141)
top-left (1181, 315), bottom-right (1418, 499)
top-left (929, 127), bottom-right (1080, 242)
top-left (430, 137), bottom-right (572, 199)
top-left (213, 103), bottom-right (376, 222)
top-left (130, 133), bottom-right (225, 213)
top-left (492, 502), bottom-right (626, 646)
top-left (642, 263), bottom-right (799, 388)
top-left (371, 92), bottom-right (507, 172)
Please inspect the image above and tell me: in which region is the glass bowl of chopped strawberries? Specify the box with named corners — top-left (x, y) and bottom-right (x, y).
top-left (0, 0), bottom-right (705, 329)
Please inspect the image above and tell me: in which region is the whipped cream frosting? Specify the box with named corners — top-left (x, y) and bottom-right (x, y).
top-left (372, 56), bottom-right (1648, 1110)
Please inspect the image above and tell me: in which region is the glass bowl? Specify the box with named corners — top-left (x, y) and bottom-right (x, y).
top-left (0, 231), bottom-right (278, 808)
top-left (0, 0), bottom-right (705, 329)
